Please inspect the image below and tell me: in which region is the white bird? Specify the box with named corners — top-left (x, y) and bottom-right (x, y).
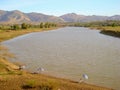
top-left (83, 74), bottom-right (88, 79)
top-left (19, 65), bottom-right (26, 70)
top-left (40, 68), bottom-right (45, 72)
top-left (37, 67), bottom-right (44, 73)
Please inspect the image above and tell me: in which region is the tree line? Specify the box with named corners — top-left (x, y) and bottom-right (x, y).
top-left (0, 22), bottom-right (57, 30)
top-left (73, 20), bottom-right (120, 27)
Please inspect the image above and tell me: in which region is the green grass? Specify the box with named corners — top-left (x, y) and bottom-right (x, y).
top-left (22, 79), bottom-right (36, 89)
top-left (22, 79), bottom-right (55, 90)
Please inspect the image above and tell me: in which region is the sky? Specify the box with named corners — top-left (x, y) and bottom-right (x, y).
top-left (0, 0), bottom-right (120, 16)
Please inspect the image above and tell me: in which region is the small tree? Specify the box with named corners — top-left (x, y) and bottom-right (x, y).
top-left (40, 22), bottom-right (44, 28)
top-left (47, 23), bottom-right (51, 28)
top-left (51, 23), bottom-right (57, 27)
top-left (12, 24), bottom-right (20, 30)
top-left (21, 23), bottom-right (27, 29)
top-left (44, 22), bottom-right (48, 28)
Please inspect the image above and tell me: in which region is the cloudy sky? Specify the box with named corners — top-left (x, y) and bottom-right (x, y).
top-left (0, 0), bottom-right (120, 16)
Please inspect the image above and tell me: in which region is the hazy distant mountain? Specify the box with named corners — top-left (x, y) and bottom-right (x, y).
top-left (108, 15), bottom-right (120, 20)
top-left (0, 10), bottom-right (64, 23)
top-left (60, 13), bottom-right (109, 22)
top-left (26, 12), bottom-right (64, 22)
top-left (59, 13), bottom-right (86, 22)
top-left (0, 10), bottom-right (31, 23)
top-left (0, 10), bottom-right (120, 23)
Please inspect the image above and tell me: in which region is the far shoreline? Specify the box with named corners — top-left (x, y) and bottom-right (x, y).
top-left (88, 26), bottom-right (120, 38)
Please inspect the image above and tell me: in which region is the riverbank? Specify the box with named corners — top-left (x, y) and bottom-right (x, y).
top-left (90, 26), bottom-right (120, 32)
top-left (0, 28), bottom-right (114, 90)
top-left (90, 26), bottom-right (120, 38)
top-left (0, 27), bottom-right (59, 42)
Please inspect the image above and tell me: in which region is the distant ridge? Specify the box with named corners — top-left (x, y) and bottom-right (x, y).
top-left (0, 10), bottom-right (120, 23)
top-left (26, 12), bottom-right (64, 22)
top-left (60, 13), bottom-right (120, 22)
top-left (0, 10), bottom-right (64, 24)
top-left (0, 10), bottom-right (31, 23)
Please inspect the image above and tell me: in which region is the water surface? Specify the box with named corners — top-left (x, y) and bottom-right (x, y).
top-left (3, 27), bottom-right (120, 90)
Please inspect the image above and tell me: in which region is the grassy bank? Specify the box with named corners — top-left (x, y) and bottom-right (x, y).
top-left (90, 26), bottom-right (120, 38)
top-left (73, 20), bottom-right (120, 38)
top-left (0, 27), bottom-right (58, 42)
top-left (90, 26), bottom-right (120, 32)
top-left (0, 72), bottom-right (113, 90)
top-left (0, 28), bottom-right (114, 90)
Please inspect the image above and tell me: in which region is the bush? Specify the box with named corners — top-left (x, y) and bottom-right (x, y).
top-left (11, 24), bottom-right (20, 30)
top-left (22, 80), bottom-right (36, 89)
top-left (39, 83), bottom-right (53, 90)
top-left (22, 80), bottom-right (57, 90)
top-left (21, 23), bottom-right (28, 29)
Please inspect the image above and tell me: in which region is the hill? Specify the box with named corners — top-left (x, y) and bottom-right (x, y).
top-left (26, 12), bottom-right (64, 22)
top-left (0, 10), bottom-right (120, 23)
top-left (60, 13), bottom-right (120, 22)
top-left (0, 10), bottom-right (64, 24)
top-left (0, 10), bottom-right (31, 24)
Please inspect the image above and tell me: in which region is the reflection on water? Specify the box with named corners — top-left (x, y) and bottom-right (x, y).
top-left (3, 27), bottom-right (120, 90)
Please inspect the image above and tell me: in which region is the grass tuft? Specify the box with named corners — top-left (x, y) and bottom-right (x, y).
top-left (39, 83), bottom-right (54, 90)
top-left (22, 80), bottom-right (36, 89)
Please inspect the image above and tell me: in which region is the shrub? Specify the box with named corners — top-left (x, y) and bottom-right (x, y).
top-left (39, 83), bottom-right (53, 90)
top-left (22, 80), bottom-right (36, 89)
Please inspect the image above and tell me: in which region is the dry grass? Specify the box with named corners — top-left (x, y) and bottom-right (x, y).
top-left (0, 27), bottom-right (58, 42)
top-left (0, 45), bottom-right (15, 61)
top-left (0, 73), bottom-right (113, 90)
top-left (90, 26), bottom-right (120, 38)
top-left (100, 26), bottom-right (120, 32)
top-left (90, 26), bottom-right (120, 32)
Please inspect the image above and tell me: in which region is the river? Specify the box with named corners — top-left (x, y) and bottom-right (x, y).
top-left (2, 27), bottom-right (120, 90)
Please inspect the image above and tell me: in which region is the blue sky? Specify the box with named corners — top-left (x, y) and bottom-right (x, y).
top-left (0, 0), bottom-right (120, 16)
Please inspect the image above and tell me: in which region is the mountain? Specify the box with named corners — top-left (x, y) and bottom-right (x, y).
top-left (60, 13), bottom-right (109, 22)
top-left (26, 12), bottom-right (64, 22)
top-left (0, 10), bottom-right (64, 24)
top-left (59, 13), bottom-right (86, 22)
top-left (0, 10), bottom-right (120, 23)
top-left (108, 15), bottom-right (120, 20)
top-left (0, 10), bottom-right (31, 23)
top-left (60, 13), bottom-right (120, 22)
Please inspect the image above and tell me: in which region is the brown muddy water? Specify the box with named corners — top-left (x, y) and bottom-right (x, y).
top-left (2, 27), bottom-right (120, 90)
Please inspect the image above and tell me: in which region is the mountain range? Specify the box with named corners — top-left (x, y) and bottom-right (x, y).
top-left (0, 10), bottom-right (120, 24)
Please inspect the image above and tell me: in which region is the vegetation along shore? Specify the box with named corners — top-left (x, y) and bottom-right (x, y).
top-left (0, 22), bottom-right (114, 90)
top-left (74, 20), bottom-right (120, 38)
